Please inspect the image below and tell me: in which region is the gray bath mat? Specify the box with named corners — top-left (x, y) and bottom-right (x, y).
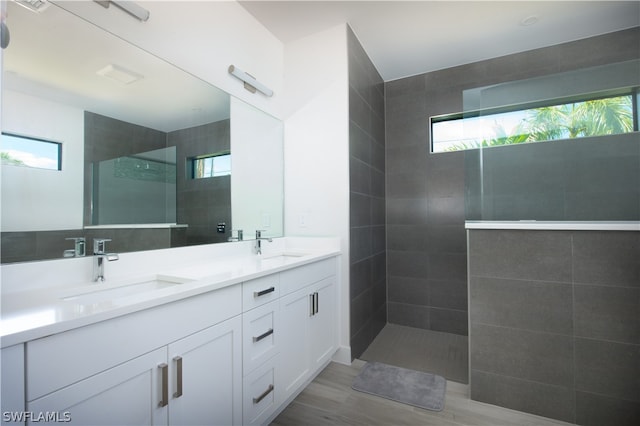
top-left (352, 361), bottom-right (446, 411)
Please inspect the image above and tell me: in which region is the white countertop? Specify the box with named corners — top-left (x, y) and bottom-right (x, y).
top-left (0, 238), bottom-right (340, 348)
top-left (465, 221), bottom-right (640, 231)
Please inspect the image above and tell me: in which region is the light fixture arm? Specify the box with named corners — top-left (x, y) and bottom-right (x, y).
top-left (94, 0), bottom-right (150, 22)
top-left (228, 65), bottom-right (274, 97)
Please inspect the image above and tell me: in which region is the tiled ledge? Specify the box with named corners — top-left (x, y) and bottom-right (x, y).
top-left (465, 221), bottom-right (640, 231)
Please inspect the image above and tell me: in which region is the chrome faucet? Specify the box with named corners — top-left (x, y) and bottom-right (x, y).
top-left (93, 238), bottom-right (119, 282)
top-left (228, 229), bottom-right (244, 242)
top-left (254, 230), bottom-right (272, 255)
top-left (64, 237), bottom-right (86, 258)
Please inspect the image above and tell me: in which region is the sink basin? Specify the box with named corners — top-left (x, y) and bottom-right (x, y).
top-left (61, 275), bottom-right (192, 304)
top-left (259, 252), bottom-right (308, 266)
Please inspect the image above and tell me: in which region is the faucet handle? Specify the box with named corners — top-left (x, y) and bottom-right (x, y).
top-left (93, 238), bottom-right (112, 254)
top-left (65, 237), bottom-right (86, 257)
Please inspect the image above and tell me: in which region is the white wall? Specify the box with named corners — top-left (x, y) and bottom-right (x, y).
top-left (52, 0), bottom-right (284, 119)
top-left (282, 24), bottom-right (351, 361)
top-left (1, 90), bottom-right (84, 231)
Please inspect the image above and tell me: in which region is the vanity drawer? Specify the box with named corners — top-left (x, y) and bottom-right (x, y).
top-left (279, 257), bottom-right (336, 296)
top-left (243, 300), bottom-right (279, 375)
top-left (242, 274), bottom-right (280, 312)
top-left (26, 284), bottom-right (241, 401)
top-left (243, 355), bottom-right (278, 426)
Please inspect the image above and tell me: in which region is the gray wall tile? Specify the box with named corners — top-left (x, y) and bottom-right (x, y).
top-left (468, 230), bottom-right (572, 282)
top-left (574, 284), bottom-right (640, 344)
top-left (573, 231), bottom-right (640, 287)
top-left (387, 302), bottom-right (430, 329)
top-left (574, 338), bottom-right (640, 401)
top-left (471, 370), bottom-right (576, 423)
top-left (470, 277), bottom-right (573, 334)
top-left (387, 276), bottom-right (429, 305)
top-left (430, 308), bottom-right (468, 335)
top-left (348, 26), bottom-right (386, 360)
top-left (575, 391), bottom-right (640, 426)
top-left (429, 279), bottom-right (467, 311)
top-left (471, 323), bottom-right (574, 387)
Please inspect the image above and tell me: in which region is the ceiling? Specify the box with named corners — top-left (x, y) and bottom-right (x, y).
top-left (4, 0), bottom-right (230, 132)
top-left (238, 1), bottom-right (640, 81)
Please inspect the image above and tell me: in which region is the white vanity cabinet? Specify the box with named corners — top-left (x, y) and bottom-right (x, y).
top-left (25, 285), bottom-right (242, 426)
top-left (8, 252), bottom-right (340, 426)
top-left (278, 258), bottom-right (337, 403)
top-left (1, 344), bottom-right (25, 426)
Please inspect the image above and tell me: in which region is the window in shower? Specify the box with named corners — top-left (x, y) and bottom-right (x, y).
top-left (191, 152), bottom-right (231, 179)
top-left (431, 92), bottom-right (637, 153)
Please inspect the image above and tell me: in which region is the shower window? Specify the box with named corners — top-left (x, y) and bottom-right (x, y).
top-left (0, 132), bottom-right (62, 170)
top-left (191, 152), bottom-right (231, 179)
top-left (431, 92), bottom-right (637, 153)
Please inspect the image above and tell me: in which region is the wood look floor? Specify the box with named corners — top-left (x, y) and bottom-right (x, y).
top-left (270, 360), bottom-right (573, 426)
top-left (272, 325), bottom-right (572, 426)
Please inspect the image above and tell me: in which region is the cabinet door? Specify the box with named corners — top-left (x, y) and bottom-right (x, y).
top-left (1, 345), bottom-right (24, 426)
top-left (309, 277), bottom-right (337, 370)
top-left (167, 316), bottom-right (242, 426)
top-left (278, 286), bottom-right (312, 399)
top-left (27, 348), bottom-right (168, 426)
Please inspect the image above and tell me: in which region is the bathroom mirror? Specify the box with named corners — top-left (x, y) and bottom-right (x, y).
top-left (0, 1), bottom-right (283, 263)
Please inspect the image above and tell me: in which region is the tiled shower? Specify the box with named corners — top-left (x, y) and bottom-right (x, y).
top-left (348, 24), bottom-right (639, 426)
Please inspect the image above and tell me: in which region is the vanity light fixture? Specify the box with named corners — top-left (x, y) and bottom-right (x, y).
top-left (228, 65), bottom-right (274, 97)
top-left (94, 0), bottom-right (150, 22)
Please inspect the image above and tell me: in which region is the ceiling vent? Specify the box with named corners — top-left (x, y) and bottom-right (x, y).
top-left (96, 64), bottom-right (144, 85)
top-left (13, 0), bottom-right (50, 13)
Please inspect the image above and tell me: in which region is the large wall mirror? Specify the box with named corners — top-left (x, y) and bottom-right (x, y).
top-left (1, 1), bottom-right (283, 263)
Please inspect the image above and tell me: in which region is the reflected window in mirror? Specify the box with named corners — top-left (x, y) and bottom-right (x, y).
top-left (1, 132), bottom-right (62, 170)
top-left (191, 152), bottom-right (231, 179)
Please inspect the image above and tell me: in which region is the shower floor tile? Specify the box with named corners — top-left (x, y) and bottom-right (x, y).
top-left (359, 323), bottom-right (469, 384)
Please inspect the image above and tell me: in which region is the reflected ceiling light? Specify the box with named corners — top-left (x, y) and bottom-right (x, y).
top-left (228, 65), bottom-right (274, 97)
top-left (97, 64), bottom-right (143, 85)
top-left (94, 0), bottom-right (150, 22)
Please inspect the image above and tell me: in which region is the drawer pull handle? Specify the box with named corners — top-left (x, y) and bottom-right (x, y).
top-left (173, 356), bottom-right (183, 398)
top-left (254, 287), bottom-right (275, 297)
top-left (158, 363), bottom-right (168, 407)
top-left (253, 384), bottom-right (274, 404)
top-left (253, 328), bottom-right (274, 342)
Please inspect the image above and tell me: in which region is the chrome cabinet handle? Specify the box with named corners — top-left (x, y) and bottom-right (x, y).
top-left (309, 294), bottom-right (315, 317)
top-left (158, 363), bottom-right (168, 407)
top-left (253, 384), bottom-right (274, 404)
top-left (309, 292), bottom-right (319, 316)
top-left (254, 286), bottom-right (275, 297)
top-left (253, 328), bottom-right (274, 343)
top-left (173, 356), bottom-right (183, 398)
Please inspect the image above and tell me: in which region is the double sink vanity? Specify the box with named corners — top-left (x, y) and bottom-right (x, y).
top-left (1, 237), bottom-right (341, 425)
